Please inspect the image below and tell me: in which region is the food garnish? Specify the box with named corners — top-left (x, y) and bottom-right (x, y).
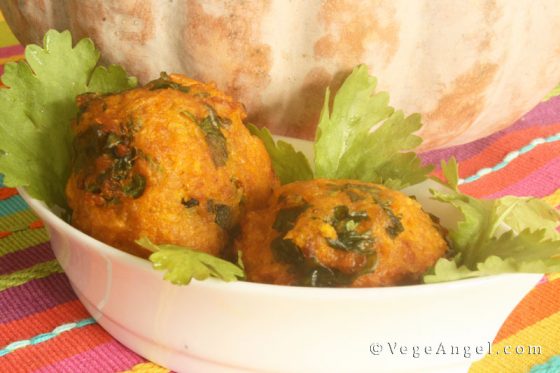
top-left (424, 159), bottom-right (560, 283)
top-left (251, 65), bottom-right (432, 190)
top-left (247, 125), bottom-right (313, 184)
top-left (137, 237), bottom-right (244, 285)
top-left (0, 30), bottom-right (136, 210)
top-left (314, 65), bottom-right (432, 190)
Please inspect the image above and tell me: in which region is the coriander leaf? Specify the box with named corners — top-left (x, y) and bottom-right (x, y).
top-left (314, 65), bottom-right (391, 177)
top-left (495, 197), bottom-right (560, 240)
top-left (0, 30), bottom-right (136, 209)
top-left (237, 250), bottom-right (245, 270)
top-left (424, 255), bottom-right (560, 284)
top-left (440, 157), bottom-right (459, 191)
top-left (88, 65), bottom-right (138, 93)
top-left (423, 256), bottom-right (560, 284)
top-left (517, 258), bottom-right (560, 273)
top-left (479, 229), bottom-right (560, 263)
top-left (137, 237), bottom-right (244, 285)
top-left (248, 124), bottom-right (313, 184)
top-left (429, 182), bottom-right (560, 280)
top-left (430, 189), bottom-right (495, 262)
top-left (314, 64), bottom-right (432, 189)
top-left (423, 258), bottom-right (478, 283)
top-left (475, 256), bottom-right (518, 274)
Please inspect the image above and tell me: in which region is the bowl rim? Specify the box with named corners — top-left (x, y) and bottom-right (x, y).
top-left (18, 187), bottom-right (544, 300)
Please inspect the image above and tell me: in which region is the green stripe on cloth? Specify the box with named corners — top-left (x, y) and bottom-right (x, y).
top-left (0, 209), bottom-right (40, 231)
top-left (0, 22), bottom-right (18, 47)
top-left (543, 84), bottom-right (560, 102)
top-left (0, 228), bottom-right (49, 255)
top-left (0, 259), bottom-right (63, 291)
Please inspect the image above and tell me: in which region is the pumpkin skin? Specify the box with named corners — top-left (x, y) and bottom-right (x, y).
top-left (2, 0), bottom-right (560, 150)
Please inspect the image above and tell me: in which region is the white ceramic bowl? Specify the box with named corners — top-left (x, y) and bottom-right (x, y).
top-left (19, 138), bottom-right (542, 373)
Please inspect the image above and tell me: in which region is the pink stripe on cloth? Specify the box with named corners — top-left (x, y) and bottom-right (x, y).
top-left (420, 96), bottom-right (560, 166)
top-left (32, 340), bottom-right (145, 373)
top-left (0, 242), bottom-right (55, 275)
top-left (0, 273), bottom-right (77, 323)
top-left (484, 156), bottom-right (560, 199)
top-left (0, 44), bottom-right (24, 58)
top-left (521, 95), bottom-right (560, 128)
top-left (0, 44), bottom-right (24, 78)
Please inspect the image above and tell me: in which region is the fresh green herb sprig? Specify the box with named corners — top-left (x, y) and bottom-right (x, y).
top-left (424, 158), bottom-right (560, 283)
top-left (0, 30), bottom-right (137, 209)
top-left (137, 237), bottom-right (244, 285)
top-left (248, 125), bottom-right (313, 184)
top-left (250, 65), bottom-right (432, 189)
top-left (314, 65), bottom-right (432, 189)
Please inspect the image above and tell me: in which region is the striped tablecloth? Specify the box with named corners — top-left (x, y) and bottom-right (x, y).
top-left (1, 11), bottom-right (560, 373)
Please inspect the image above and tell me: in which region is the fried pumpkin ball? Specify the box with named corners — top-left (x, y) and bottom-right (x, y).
top-left (66, 73), bottom-right (277, 258)
top-left (236, 179), bottom-right (448, 287)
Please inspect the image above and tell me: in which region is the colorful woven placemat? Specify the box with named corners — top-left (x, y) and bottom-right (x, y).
top-left (1, 11), bottom-right (560, 373)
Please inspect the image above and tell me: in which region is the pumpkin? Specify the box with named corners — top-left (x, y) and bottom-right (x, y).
top-left (2, 0), bottom-right (560, 150)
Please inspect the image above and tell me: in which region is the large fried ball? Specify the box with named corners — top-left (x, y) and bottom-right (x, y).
top-left (236, 179), bottom-right (448, 287)
top-left (66, 73), bottom-right (278, 258)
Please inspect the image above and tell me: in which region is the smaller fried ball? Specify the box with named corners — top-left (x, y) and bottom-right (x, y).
top-left (236, 179), bottom-right (448, 287)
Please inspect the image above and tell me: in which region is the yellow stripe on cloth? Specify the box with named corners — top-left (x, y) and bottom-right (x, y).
top-left (0, 21), bottom-right (19, 47)
top-left (0, 54), bottom-right (24, 65)
top-left (0, 12), bottom-right (4, 22)
top-left (543, 188), bottom-right (560, 208)
top-left (0, 209), bottom-right (41, 232)
top-left (469, 312), bottom-right (560, 373)
top-left (0, 228), bottom-right (49, 255)
top-left (0, 260), bottom-right (63, 291)
top-left (119, 362), bottom-right (170, 373)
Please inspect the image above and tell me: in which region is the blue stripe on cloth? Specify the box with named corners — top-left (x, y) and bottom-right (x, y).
top-left (0, 174), bottom-right (30, 217)
top-left (0, 317), bottom-right (96, 357)
top-left (530, 355), bottom-right (560, 373)
top-left (458, 132), bottom-right (560, 185)
top-left (0, 194), bottom-right (30, 217)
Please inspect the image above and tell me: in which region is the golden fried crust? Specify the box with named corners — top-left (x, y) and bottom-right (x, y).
top-left (236, 179), bottom-right (448, 287)
top-left (66, 73), bottom-right (278, 258)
